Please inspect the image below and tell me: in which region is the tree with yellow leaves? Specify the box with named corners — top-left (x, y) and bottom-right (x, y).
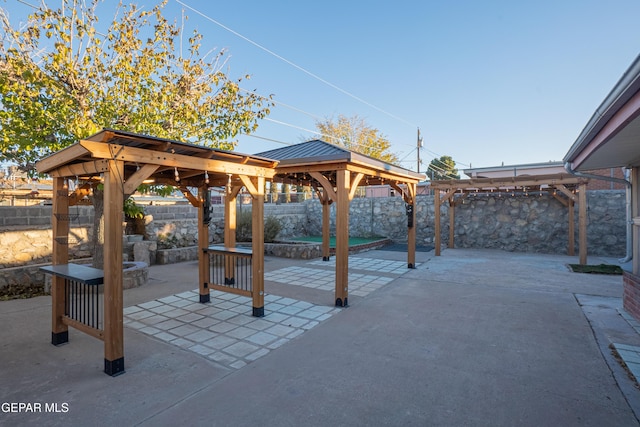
top-left (315, 114), bottom-right (399, 164)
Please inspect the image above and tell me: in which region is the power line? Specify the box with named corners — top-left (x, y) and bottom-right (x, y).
top-left (13, 0), bottom-right (471, 171)
top-left (175, 0), bottom-right (416, 128)
top-left (241, 133), bottom-right (293, 147)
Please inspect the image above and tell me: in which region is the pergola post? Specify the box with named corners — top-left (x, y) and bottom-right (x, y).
top-left (198, 186), bottom-right (210, 303)
top-left (448, 198), bottom-right (455, 249)
top-left (578, 183), bottom-right (588, 265)
top-left (51, 177), bottom-right (69, 345)
top-left (335, 169), bottom-right (350, 307)
top-left (434, 188), bottom-right (441, 256)
top-left (103, 159), bottom-right (125, 376)
top-left (568, 198), bottom-right (575, 256)
top-left (406, 183), bottom-right (417, 268)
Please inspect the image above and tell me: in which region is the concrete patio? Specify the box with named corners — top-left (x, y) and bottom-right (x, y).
top-left (2, 247), bottom-right (640, 426)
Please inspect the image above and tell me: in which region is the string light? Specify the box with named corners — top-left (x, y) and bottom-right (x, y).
top-left (174, 167), bottom-right (180, 182)
top-left (204, 171), bottom-right (209, 185)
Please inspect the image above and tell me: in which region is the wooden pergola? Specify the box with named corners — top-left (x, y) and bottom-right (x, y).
top-left (430, 173), bottom-right (590, 264)
top-left (36, 129), bottom-right (277, 376)
top-left (259, 140), bottom-right (426, 307)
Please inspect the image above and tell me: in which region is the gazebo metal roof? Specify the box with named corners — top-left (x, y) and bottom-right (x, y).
top-left (37, 128), bottom-right (278, 189)
top-left (258, 139), bottom-right (424, 186)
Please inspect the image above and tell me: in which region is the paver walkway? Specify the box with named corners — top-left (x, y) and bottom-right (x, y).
top-left (125, 290), bottom-right (340, 370)
top-left (124, 255), bottom-right (418, 370)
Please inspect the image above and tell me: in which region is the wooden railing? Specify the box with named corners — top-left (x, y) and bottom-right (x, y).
top-left (40, 264), bottom-right (104, 340)
top-left (205, 245), bottom-right (253, 297)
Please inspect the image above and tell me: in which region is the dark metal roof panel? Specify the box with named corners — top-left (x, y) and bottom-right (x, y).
top-left (256, 140), bottom-right (351, 161)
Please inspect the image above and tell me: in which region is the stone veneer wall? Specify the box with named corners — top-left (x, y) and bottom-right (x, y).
top-left (0, 190), bottom-right (627, 290)
top-left (305, 191), bottom-right (626, 257)
top-left (449, 190), bottom-right (626, 257)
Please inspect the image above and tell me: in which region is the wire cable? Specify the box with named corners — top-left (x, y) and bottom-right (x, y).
top-left (175, 0), bottom-right (416, 128)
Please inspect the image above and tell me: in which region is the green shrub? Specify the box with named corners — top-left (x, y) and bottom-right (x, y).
top-left (264, 215), bottom-right (282, 242)
top-left (236, 211), bottom-right (281, 243)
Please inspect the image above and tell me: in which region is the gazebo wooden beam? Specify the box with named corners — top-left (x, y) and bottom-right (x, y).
top-left (123, 164), bottom-right (160, 195)
top-left (48, 160), bottom-right (110, 178)
top-left (79, 141), bottom-right (276, 179)
top-left (36, 144), bottom-right (91, 174)
top-left (349, 173), bottom-right (365, 199)
top-left (309, 172), bottom-right (337, 202)
top-left (178, 186), bottom-right (202, 208)
top-left (68, 183), bottom-right (93, 206)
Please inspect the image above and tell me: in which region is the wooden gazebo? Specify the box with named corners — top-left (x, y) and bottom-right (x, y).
top-left (430, 173), bottom-right (590, 264)
top-left (36, 129), bottom-right (277, 376)
top-left (259, 140), bottom-right (426, 307)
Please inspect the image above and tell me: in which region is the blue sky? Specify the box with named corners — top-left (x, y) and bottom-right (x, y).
top-left (6, 0), bottom-right (640, 174)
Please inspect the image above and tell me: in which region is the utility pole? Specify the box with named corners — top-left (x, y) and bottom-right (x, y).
top-left (417, 128), bottom-right (423, 173)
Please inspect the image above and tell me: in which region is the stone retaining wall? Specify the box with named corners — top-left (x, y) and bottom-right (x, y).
top-left (264, 242), bottom-right (322, 259)
top-left (0, 227), bottom-right (93, 269)
top-left (155, 246), bottom-right (199, 265)
top-left (305, 191), bottom-right (626, 257)
top-left (0, 190), bottom-right (627, 291)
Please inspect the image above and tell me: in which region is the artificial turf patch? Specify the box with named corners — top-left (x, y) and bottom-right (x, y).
top-left (568, 263), bottom-right (623, 275)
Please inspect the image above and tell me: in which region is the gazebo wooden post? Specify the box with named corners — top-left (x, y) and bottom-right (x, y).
top-left (239, 175), bottom-right (266, 317)
top-left (251, 176), bottom-right (265, 317)
top-left (322, 198), bottom-right (331, 261)
top-left (223, 185), bottom-right (239, 285)
top-left (434, 187), bottom-right (441, 256)
top-left (578, 183), bottom-right (588, 265)
top-left (198, 186), bottom-right (210, 303)
top-left (310, 175), bottom-right (337, 262)
top-left (335, 169), bottom-right (350, 307)
top-left (103, 159), bottom-right (125, 376)
top-left (51, 177), bottom-right (69, 345)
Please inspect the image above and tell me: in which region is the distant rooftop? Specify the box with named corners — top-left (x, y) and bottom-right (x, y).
top-left (463, 161), bottom-right (565, 178)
